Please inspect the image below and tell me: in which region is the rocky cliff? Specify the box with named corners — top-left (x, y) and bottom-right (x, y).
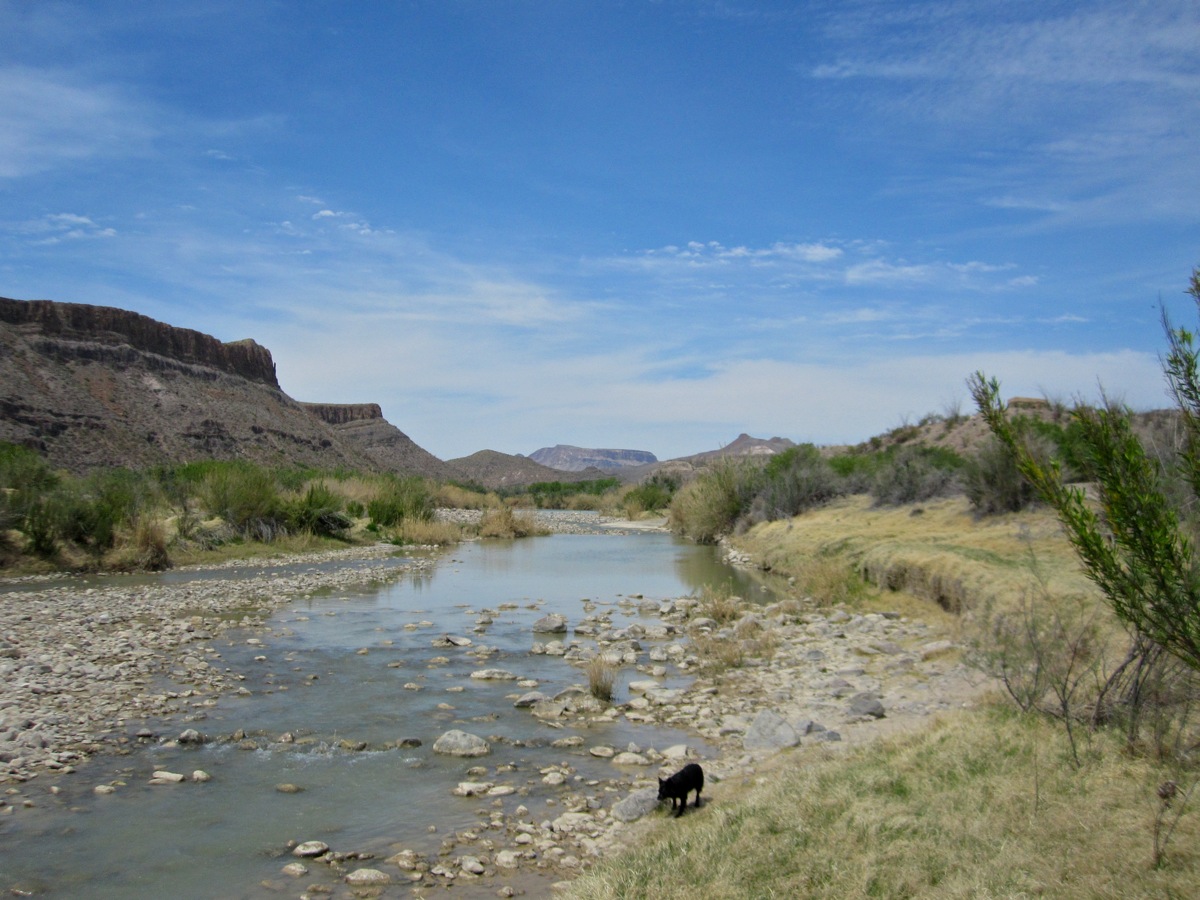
top-left (0, 297), bottom-right (378, 473)
top-left (0, 298), bottom-right (279, 387)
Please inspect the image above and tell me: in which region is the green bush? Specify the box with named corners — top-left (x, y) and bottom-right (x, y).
top-left (870, 446), bottom-right (965, 507)
top-left (624, 474), bottom-right (679, 512)
top-left (669, 460), bottom-right (761, 543)
top-left (199, 462), bottom-right (287, 538)
top-left (367, 476), bottom-right (434, 527)
top-left (287, 482), bottom-right (351, 537)
top-left (0, 442), bottom-right (59, 535)
top-left (963, 435), bottom-right (1046, 515)
top-left (751, 444), bottom-right (843, 523)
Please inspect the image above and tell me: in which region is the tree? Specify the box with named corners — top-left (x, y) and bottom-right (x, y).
top-left (968, 267), bottom-right (1200, 673)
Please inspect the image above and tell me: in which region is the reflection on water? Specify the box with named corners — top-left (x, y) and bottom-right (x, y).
top-left (0, 531), bottom-right (774, 899)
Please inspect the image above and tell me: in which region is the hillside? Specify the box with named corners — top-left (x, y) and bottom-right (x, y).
top-left (0, 297), bottom-right (436, 476)
top-left (445, 449), bottom-right (610, 489)
top-left (299, 403), bottom-right (456, 481)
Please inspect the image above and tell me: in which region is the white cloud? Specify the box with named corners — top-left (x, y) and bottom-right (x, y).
top-left (0, 66), bottom-right (158, 177)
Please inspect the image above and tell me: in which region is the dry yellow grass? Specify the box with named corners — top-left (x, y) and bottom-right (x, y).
top-left (736, 494), bottom-right (1096, 617)
top-left (565, 706), bottom-right (1200, 899)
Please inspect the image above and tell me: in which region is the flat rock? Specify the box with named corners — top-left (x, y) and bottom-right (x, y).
top-left (611, 787), bottom-right (659, 822)
top-left (743, 709), bottom-right (801, 752)
top-left (532, 614), bottom-right (568, 633)
top-left (344, 867), bottom-right (391, 886)
top-left (293, 840), bottom-right (330, 858)
top-left (432, 729), bottom-right (491, 757)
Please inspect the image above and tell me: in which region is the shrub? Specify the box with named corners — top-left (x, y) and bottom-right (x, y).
top-left (367, 476), bottom-right (434, 527)
top-left (962, 436), bottom-right (1045, 515)
top-left (287, 482), bottom-right (351, 537)
top-left (870, 446), bottom-right (964, 507)
top-left (669, 460), bottom-right (760, 543)
top-left (478, 506), bottom-right (544, 538)
top-left (391, 519), bottom-right (463, 546)
top-left (624, 475), bottom-right (679, 514)
top-left (199, 462), bottom-right (286, 537)
top-left (749, 444), bottom-right (843, 525)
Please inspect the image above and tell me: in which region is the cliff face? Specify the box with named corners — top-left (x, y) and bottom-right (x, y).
top-left (0, 297), bottom-right (381, 473)
top-left (300, 403), bottom-right (384, 426)
top-left (0, 298), bottom-right (279, 387)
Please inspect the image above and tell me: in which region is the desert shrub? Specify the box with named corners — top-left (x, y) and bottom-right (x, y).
top-left (0, 443), bottom-right (59, 540)
top-left (828, 450), bottom-right (886, 493)
top-left (669, 460), bottom-right (760, 543)
top-left (747, 444), bottom-right (843, 525)
top-left (870, 446), bottom-right (965, 507)
top-left (624, 475), bottom-right (679, 515)
top-left (527, 478), bottom-right (621, 509)
top-left (367, 476), bottom-right (434, 526)
top-left (48, 469), bottom-right (158, 559)
top-left (478, 506), bottom-right (544, 538)
top-left (198, 462), bottom-right (287, 537)
top-left (287, 482), bottom-right (351, 537)
top-left (963, 435), bottom-right (1046, 515)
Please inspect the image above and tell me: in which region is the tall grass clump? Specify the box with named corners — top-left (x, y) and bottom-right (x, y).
top-left (478, 506), bottom-right (545, 538)
top-left (669, 460), bottom-right (760, 543)
top-left (286, 481), bottom-right (351, 538)
top-left (197, 461), bottom-right (287, 539)
top-left (391, 519), bottom-right (464, 546)
top-left (586, 656), bottom-right (618, 702)
top-left (367, 475), bottom-right (434, 527)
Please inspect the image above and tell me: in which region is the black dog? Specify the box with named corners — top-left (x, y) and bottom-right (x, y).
top-left (657, 763), bottom-right (704, 817)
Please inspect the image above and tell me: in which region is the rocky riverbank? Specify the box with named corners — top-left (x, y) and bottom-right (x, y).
top-left (0, 542), bottom-right (430, 784)
top-left (246, 546), bottom-right (982, 897)
top-left (1, 518), bottom-right (983, 898)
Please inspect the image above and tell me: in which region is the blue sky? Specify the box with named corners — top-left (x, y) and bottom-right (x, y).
top-left (1, 1), bottom-right (1197, 461)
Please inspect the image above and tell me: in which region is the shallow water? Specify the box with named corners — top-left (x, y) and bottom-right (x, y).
top-left (0, 531), bottom-right (773, 898)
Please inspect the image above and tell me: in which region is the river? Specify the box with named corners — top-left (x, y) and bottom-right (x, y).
top-left (0, 528), bottom-right (772, 898)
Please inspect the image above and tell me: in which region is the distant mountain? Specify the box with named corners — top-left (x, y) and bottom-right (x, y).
top-left (446, 449), bottom-right (607, 489)
top-left (528, 444), bottom-right (657, 472)
top-left (685, 433), bottom-right (796, 463)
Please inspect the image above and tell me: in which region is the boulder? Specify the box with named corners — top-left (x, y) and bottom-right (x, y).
top-left (743, 710), bottom-right (801, 752)
top-left (848, 692), bottom-right (886, 719)
top-left (532, 614), bottom-right (568, 634)
top-left (432, 729), bottom-right (491, 757)
top-left (611, 787), bottom-right (659, 822)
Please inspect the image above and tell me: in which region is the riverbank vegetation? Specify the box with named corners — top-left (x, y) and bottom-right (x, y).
top-left (0, 450), bottom-right (559, 571)
top-left (565, 492), bottom-right (1200, 898)
top-left (568, 269), bottom-right (1200, 898)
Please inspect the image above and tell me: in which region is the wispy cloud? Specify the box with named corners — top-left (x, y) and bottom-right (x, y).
top-left (806, 1), bottom-right (1200, 225)
top-left (0, 65), bottom-right (158, 177)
